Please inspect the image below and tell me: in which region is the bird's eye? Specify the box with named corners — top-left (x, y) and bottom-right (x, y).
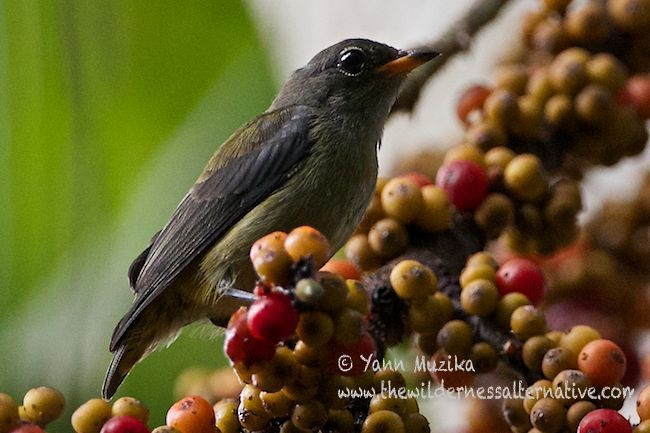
top-left (337, 47), bottom-right (366, 76)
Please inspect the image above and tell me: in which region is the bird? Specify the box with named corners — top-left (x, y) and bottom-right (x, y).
top-left (102, 38), bottom-right (439, 398)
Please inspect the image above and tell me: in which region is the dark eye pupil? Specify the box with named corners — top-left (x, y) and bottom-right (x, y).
top-left (339, 49), bottom-right (365, 75)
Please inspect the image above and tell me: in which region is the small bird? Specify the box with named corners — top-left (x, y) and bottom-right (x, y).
top-left (103, 38), bottom-right (439, 398)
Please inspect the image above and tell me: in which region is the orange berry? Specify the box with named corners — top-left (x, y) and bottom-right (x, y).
top-left (578, 339), bottom-right (626, 387)
top-left (320, 259), bottom-right (361, 280)
top-left (166, 396), bottom-right (215, 433)
top-left (251, 247), bottom-right (292, 285)
top-left (250, 231), bottom-right (287, 262)
top-left (285, 226), bottom-right (331, 269)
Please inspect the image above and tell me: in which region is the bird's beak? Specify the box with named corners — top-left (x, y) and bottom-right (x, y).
top-left (376, 48), bottom-right (441, 76)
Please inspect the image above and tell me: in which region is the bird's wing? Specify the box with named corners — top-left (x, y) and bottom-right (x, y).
top-left (127, 230), bottom-right (160, 290)
top-left (110, 105), bottom-right (313, 350)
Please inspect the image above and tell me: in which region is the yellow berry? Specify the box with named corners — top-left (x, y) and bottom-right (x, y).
top-left (381, 177), bottom-right (424, 223)
top-left (559, 325), bottom-right (601, 360)
top-left (460, 263), bottom-right (496, 288)
top-left (389, 260), bottom-right (437, 299)
top-left (21, 386), bottom-right (65, 426)
top-left (345, 280), bottom-right (370, 316)
top-left (361, 410), bottom-right (405, 433)
top-left (71, 398), bottom-right (112, 433)
top-left (415, 185), bottom-right (452, 232)
top-left (485, 146), bottom-right (515, 171)
top-left (443, 144), bottom-right (486, 167)
top-left (260, 391), bottom-right (293, 418)
top-left (608, 0), bottom-right (650, 33)
top-left (504, 154), bottom-right (548, 202)
top-left (510, 305), bottom-right (547, 340)
top-left (460, 279), bottom-right (499, 316)
top-left (296, 312), bottom-right (334, 347)
top-left (213, 398), bottom-right (240, 433)
top-left (587, 53), bottom-right (628, 92)
top-left (291, 400), bottom-right (327, 431)
top-left (238, 385), bottom-right (269, 431)
top-left (111, 397), bottom-right (149, 425)
top-left (334, 308), bottom-right (365, 345)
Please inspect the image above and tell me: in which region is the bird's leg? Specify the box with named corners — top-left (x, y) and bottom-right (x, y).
top-left (208, 287), bottom-right (256, 328)
top-left (222, 287), bottom-right (256, 303)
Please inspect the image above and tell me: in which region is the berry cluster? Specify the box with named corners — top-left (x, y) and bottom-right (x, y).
top-left (446, 0), bottom-right (650, 256)
top-left (376, 243), bottom-right (645, 433)
top-left (71, 397), bottom-right (151, 433)
top-left (71, 394), bottom-right (221, 433)
top-left (350, 140), bottom-right (584, 263)
top-left (526, 0), bottom-right (650, 70)
top-left (404, 253), bottom-right (546, 377)
top-left (218, 226), bottom-right (430, 432)
top-left (506, 334), bottom-right (633, 433)
top-left (487, 154), bottom-right (582, 255)
top-left (0, 387), bottom-right (64, 433)
top-left (346, 175), bottom-right (453, 271)
top-left (461, 0), bottom-right (650, 174)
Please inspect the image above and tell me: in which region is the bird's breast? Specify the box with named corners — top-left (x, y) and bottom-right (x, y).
top-left (198, 112), bottom-right (380, 300)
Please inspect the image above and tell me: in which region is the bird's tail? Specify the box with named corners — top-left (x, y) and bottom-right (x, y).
top-left (102, 340), bottom-right (147, 399)
top-left (103, 304), bottom-right (175, 399)
top-left (102, 287), bottom-right (254, 398)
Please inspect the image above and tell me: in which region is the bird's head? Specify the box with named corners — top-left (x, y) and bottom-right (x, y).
top-left (270, 39), bottom-right (439, 115)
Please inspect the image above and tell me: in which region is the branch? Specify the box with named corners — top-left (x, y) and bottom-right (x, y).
top-left (391, 0), bottom-right (513, 114)
top-left (364, 213), bottom-right (539, 384)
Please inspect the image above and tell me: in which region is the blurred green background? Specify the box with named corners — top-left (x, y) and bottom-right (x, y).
top-left (0, 0), bottom-right (277, 427)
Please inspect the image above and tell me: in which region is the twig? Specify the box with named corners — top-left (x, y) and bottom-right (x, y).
top-left (391, 0), bottom-right (513, 114)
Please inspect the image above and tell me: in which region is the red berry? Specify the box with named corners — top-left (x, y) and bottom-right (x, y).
top-left (400, 172), bottom-right (433, 187)
top-left (577, 409), bottom-right (632, 433)
top-left (99, 416), bottom-right (150, 433)
top-left (10, 424), bottom-right (47, 433)
top-left (329, 332), bottom-right (377, 376)
top-left (456, 84), bottom-right (492, 125)
top-left (224, 307), bottom-right (276, 364)
top-left (617, 74), bottom-right (650, 119)
top-left (436, 160), bottom-right (489, 211)
top-left (247, 290), bottom-right (299, 343)
top-left (496, 258), bottom-right (546, 305)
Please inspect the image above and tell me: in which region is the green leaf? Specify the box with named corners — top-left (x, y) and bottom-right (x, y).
top-left (0, 0), bottom-right (270, 311)
top-left (0, 0), bottom-right (276, 426)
